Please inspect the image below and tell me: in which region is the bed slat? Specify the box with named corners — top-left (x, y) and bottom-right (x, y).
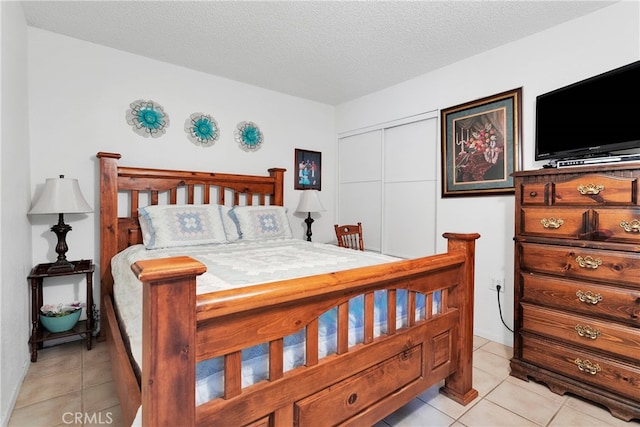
top-left (337, 303), bottom-right (349, 355)
top-left (408, 291), bottom-right (416, 327)
top-left (224, 352), bottom-right (242, 399)
top-left (269, 339), bottom-right (284, 381)
top-left (387, 289), bottom-right (397, 335)
top-left (364, 292), bottom-right (374, 344)
top-left (306, 319), bottom-right (319, 366)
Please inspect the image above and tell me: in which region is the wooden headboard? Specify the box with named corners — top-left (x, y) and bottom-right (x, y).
top-left (96, 152), bottom-right (286, 331)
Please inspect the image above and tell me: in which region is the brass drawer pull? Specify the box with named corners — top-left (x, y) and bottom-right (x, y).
top-left (575, 256), bottom-right (602, 269)
top-left (541, 218), bottom-right (564, 229)
top-left (574, 358), bottom-right (601, 375)
top-left (577, 183), bottom-right (604, 195)
top-left (576, 290), bottom-right (603, 305)
top-left (620, 219), bottom-right (640, 233)
top-left (575, 324), bottom-right (601, 340)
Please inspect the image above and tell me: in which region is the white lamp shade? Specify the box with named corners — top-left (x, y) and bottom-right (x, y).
top-left (296, 190), bottom-right (326, 213)
top-left (29, 176), bottom-right (93, 215)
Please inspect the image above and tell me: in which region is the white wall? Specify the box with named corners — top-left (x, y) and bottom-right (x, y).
top-left (1, 2), bottom-right (33, 424)
top-left (27, 28), bottom-right (336, 323)
top-left (336, 1), bottom-right (640, 346)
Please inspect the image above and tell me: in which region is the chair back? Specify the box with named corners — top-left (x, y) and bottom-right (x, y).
top-left (334, 222), bottom-right (364, 251)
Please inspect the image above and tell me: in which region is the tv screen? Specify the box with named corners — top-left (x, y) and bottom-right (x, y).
top-left (535, 60), bottom-right (640, 162)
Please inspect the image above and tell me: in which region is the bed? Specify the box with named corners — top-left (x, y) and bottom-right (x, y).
top-left (97, 151), bottom-right (480, 426)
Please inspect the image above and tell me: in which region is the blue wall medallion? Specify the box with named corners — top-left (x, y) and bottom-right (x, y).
top-left (126, 99), bottom-right (169, 138)
top-left (235, 121), bottom-right (263, 152)
top-left (185, 113), bottom-right (219, 147)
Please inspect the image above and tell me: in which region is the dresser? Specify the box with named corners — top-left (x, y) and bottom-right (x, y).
top-left (511, 164), bottom-right (640, 422)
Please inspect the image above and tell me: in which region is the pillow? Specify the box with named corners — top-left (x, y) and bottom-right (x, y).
top-left (138, 204), bottom-right (227, 249)
top-left (230, 205), bottom-right (293, 241)
top-left (219, 205), bottom-right (241, 242)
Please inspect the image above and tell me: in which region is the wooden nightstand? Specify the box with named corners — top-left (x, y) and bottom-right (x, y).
top-left (28, 259), bottom-right (95, 362)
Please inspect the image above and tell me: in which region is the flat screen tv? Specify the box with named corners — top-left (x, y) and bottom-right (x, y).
top-left (535, 60), bottom-right (640, 162)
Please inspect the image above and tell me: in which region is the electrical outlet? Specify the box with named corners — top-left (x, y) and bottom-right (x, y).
top-left (489, 276), bottom-right (505, 293)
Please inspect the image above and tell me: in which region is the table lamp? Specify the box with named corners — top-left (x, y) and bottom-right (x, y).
top-left (295, 190), bottom-right (326, 242)
top-left (29, 175), bottom-right (93, 272)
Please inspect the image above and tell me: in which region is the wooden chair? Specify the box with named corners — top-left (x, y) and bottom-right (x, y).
top-left (334, 222), bottom-right (364, 251)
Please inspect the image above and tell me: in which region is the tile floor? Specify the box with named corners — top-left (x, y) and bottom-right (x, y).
top-left (8, 336), bottom-right (639, 426)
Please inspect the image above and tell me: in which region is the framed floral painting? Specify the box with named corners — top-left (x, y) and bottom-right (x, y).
top-left (441, 88), bottom-right (522, 197)
top-left (294, 149), bottom-right (321, 190)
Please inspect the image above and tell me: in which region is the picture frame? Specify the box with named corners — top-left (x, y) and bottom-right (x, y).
top-left (294, 149), bottom-right (322, 190)
top-left (441, 88), bottom-right (522, 197)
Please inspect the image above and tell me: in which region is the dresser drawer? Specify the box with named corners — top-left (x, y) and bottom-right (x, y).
top-left (552, 174), bottom-right (638, 206)
top-left (519, 207), bottom-right (587, 239)
top-left (521, 274), bottom-right (640, 326)
top-left (520, 183), bottom-right (548, 206)
top-left (522, 335), bottom-right (640, 401)
top-left (521, 303), bottom-right (640, 363)
top-left (592, 208), bottom-right (640, 243)
top-left (519, 243), bottom-right (640, 288)
top-left (294, 345), bottom-right (421, 426)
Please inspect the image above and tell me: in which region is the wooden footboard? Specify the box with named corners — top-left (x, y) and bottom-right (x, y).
top-left (131, 233), bottom-right (479, 426)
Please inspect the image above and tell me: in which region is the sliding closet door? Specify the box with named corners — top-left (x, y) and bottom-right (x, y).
top-left (383, 119), bottom-right (437, 258)
top-left (338, 112), bottom-right (438, 257)
top-left (338, 131), bottom-right (382, 251)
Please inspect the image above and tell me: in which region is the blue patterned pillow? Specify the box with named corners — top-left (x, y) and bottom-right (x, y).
top-left (230, 206), bottom-right (293, 241)
top-left (138, 204), bottom-right (227, 249)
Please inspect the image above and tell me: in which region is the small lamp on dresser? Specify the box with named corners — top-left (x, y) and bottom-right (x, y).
top-left (28, 175), bottom-right (93, 273)
top-left (295, 190), bottom-right (326, 242)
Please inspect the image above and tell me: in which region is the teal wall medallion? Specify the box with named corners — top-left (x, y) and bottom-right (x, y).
top-left (185, 113), bottom-right (219, 147)
top-left (235, 121), bottom-right (263, 152)
top-left (126, 99), bottom-right (170, 138)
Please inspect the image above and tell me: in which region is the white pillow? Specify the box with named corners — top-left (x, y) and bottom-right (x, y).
top-left (230, 205), bottom-right (293, 241)
top-left (138, 204), bottom-right (227, 249)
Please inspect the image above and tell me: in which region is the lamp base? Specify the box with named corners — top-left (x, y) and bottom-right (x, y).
top-left (305, 213), bottom-right (314, 242)
top-left (49, 213), bottom-right (74, 272)
top-left (47, 260), bottom-right (75, 274)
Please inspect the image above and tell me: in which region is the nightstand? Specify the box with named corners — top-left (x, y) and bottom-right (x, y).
top-left (28, 259), bottom-right (95, 362)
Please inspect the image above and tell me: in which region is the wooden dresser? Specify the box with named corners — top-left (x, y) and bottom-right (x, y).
top-left (511, 163), bottom-right (640, 422)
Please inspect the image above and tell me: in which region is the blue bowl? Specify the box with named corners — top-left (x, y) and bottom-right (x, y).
top-left (40, 309), bottom-right (81, 333)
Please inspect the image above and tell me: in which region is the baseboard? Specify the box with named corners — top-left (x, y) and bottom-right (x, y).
top-left (1, 352), bottom-right (31, 426)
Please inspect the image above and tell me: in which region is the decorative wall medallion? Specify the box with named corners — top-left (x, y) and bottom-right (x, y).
top-left (235, 121), bottom-right (263, 151)
top-left (126, 99), bottom-right (170, 138)
top-left (184, 113), bottom-right (219, 147)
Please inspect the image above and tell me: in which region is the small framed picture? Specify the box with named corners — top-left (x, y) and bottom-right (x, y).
top-left (294, 149), bottom-right (322, 190)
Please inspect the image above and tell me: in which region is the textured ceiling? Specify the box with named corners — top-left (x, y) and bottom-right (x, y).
top-left (21, 1), bottom-right (616, 105)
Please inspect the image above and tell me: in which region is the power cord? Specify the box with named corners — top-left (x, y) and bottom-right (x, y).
top-left (495, 285), bottom-right (514, 333)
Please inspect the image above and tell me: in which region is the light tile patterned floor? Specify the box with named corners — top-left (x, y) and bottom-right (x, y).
top-left (9, 336), bottom-right (640, 426)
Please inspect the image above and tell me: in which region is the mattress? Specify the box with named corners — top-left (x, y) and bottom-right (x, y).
top-left (111, 238), bottom-right (441, 405)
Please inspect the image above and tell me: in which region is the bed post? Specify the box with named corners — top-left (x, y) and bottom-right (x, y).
top-left (439, 232), bottom-right (480, 405)
top-left (96, 152), bottom-right (121, 340)
top-left (132, 256), bottom-right (206, 427)
top-left (268, 168), bottom-right (286, 206)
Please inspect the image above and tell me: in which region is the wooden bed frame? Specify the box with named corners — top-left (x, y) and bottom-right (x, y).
top-left (97, 152), bottom-right (480, 426)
